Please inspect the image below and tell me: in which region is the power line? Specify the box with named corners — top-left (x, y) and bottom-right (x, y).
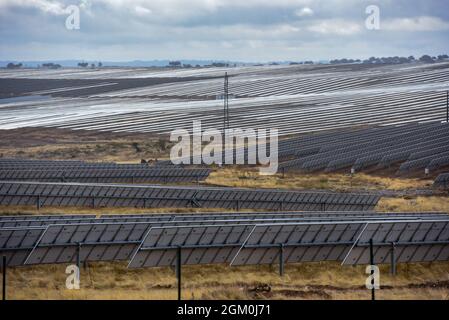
top-left (223, 72), bottom-right (230, 131)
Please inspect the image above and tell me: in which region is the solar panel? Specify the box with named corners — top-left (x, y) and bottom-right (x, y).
top-left (0, 181), bottom-right (380, 211)
top-left (434, 173), bottom-right (449, 189)
top-left (342, 220), bottom-right (449, 265)
top-left (129, 219), bottom-right (449, 268)
top-left (0, 168), bottom-right (211, 183)
top-left (0, 214), bottom-right (96, 221)
top-left (0, 227), bottom-right (46, 266)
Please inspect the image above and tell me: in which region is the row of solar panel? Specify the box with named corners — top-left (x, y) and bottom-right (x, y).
top-left (0, 181), bottom-right (380, 211)
top-left (434, 173), bottom-right (449, 189)
top-left (1, 212), bottom-right (447, 267)
top-left (0, 159), bottom-right (85, 164)
top-left (0, 168), bottom-right (211, 183)
top-left (148, 122), bottom-right (449, 176)
top-left (1, 211), bottom-right (447, 227)
top-left (281, 122), bottom-right (443, 158)
top-left (0, 158), bottom-right (186, 172)
top-left (278, 122), bottom-right (449, 175)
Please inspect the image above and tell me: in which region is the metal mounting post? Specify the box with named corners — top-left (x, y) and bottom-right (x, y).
top-left (2, 256), bottom-right (6, 301)
top-left (390, 242), bottom-right (396, 276)
top-left (77, 243), bottom-right (82, 276)
top-left (177, 246), bottom-right (182, 301)
top-left (279, 244), bottom-right (284, 277)
top-left (370, 239), bottom-right (375, 301)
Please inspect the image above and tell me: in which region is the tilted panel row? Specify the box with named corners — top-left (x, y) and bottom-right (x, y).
top-left (434, 173), bottom-right (449, 189)
top-left (129, 219), bottom-right (449, 268)
top-left (398, 151), bottom-right (449, 173)
top-left (0, 227), bottom-right (47, 266)
top-left (0, 214), bottom-right (96, 221)
top-left (279, 122), bottom-right (449, 173)
top-left (342, 220), bottom-right (449, 264)
top-left (2, 216), bottom-right (448, 267)
top-left (0, 182), bottom-right (380, 211)
top-left (0, 168), bottom-right (211, 183)
top-left (2, 211), bottom-right (448, 228)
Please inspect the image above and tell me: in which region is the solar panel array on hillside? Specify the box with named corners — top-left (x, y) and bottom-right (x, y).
top-left (277, 122), bottom-right (449, 175)
top-left (1, 63), bottom-right (448, 135)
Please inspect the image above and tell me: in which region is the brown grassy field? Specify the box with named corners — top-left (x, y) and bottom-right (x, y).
top-left (0, 127), bottom-right (172, 162)
top-left (206, 167), bottom-right (434, 191)
top-left (6, 262), bottom-right (449, 300)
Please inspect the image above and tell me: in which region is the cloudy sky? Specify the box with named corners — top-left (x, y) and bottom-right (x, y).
top-left (0, 0), bottom-right (448, 62)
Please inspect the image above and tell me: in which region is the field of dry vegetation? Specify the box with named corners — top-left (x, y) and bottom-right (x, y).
top-left (6, 261), bottom-right (449, 300)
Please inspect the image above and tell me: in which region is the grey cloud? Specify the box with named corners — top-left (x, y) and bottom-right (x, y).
top-left (0, 0), bottom-right (448, 61)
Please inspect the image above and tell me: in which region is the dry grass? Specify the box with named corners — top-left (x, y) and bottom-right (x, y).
top-left (206, 168), bottom-right (433, 192)
top-left (377, 197), bottom-right (449, 212)
top-left (5, 262), bottom-right (449, 300)
top-left (0, 127), bottom-right (172, 162)
top-left (0, 206), bottom-right (253, 217)
top-left (0, 140), bottom-right (172, 163)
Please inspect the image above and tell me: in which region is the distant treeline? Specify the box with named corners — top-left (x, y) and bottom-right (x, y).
top-left (330, 54), bottom-right (449, 65)
top-left (6, 62), bottom-right (62, 69)
top-left (168, 61), bottom-right (232, 68)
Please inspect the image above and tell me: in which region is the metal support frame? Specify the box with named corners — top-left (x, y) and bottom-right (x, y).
top-left (77, 243), bottom-right (82, 286)
top-left (36, 195), bottom-right (41, 211)
top-left (177, 246), bottom-right (182, 301)
top-left (369, 238), bottom-right (375, 301)
top-left (390, 242), bottom-right (396, 276)
top-left (2, 256), bottom-right (6, 301)
top-left (279, 244), bottom-right (284, 276)
top-left (77, 243), bottom-right (81, 270)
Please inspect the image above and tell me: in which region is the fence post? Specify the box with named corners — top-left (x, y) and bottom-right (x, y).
top-left (2, 256), bottom-right (6, 301)
top-left (370, 239), bottom-right (375, 301)
top-left (77, 243), bottom-right (82, 285)
top-left (279, 244), bottom-right (284, 277)
top-left (390, 242), bottom-right (396, 276)
top-left (177, 246), bottom-right (182, 301)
